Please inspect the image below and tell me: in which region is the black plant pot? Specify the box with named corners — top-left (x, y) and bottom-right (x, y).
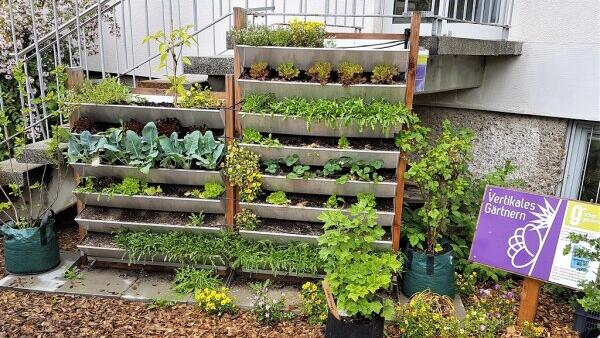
top-left (325, 312), bottom-right (384, 338)
top-left (573, 305), bottom-right (600, 337)
top-left (0, 212), bottom-right (60, 274)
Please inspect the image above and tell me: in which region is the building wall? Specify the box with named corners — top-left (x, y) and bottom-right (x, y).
top-left (414, 1), bottom-right (600, 122)
top-left (415, 105), bottom-right (570, 195)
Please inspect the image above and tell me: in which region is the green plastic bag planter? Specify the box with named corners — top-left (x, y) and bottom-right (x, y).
top-left (401, 246), bottom-right (455, 298)
top-left (0, 212), bottom-right (60, 274)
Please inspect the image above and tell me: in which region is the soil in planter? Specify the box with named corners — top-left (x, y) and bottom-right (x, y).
top-left (253, 133), bottom-right (398, 151)
top-left (82, 232), bottom-right (117, 248)
top-left (248, 218), bottom-right (392, 241)
top-left (255, 191), bottom-right (394, 212)
top-left (79, 207), bottom-right (225, 228)
top-left (242, 68), bottom-right (406, 85)
top-left (70, 117), bottom-right (224, 137)
top-left (261, 163), bottom-right (396, 182)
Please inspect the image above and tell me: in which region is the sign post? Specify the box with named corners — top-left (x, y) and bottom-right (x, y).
top-left (470, 186), bottom-right (600, 323)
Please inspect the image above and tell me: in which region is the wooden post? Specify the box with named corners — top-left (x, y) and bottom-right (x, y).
top-left (224, 74), bottom-right (237, 231)
top-left (392, 12), bottom-right (421, 252)
top-left (232, 7), bottom-right (247, 134)
top-left (66, 67), bottom-right (87, 240)
top-left (517, 278), bottom-right (543, 324)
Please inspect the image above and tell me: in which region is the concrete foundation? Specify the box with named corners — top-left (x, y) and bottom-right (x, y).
top-left (415, 106), bottom-right (569, 195)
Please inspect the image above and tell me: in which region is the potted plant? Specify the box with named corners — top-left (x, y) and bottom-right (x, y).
top-left (318, 197), bottom-right (401, 338)
top-left (401, 120), bottom-right (474, 298)
top-left (564, 233), bottom-right (600, 336)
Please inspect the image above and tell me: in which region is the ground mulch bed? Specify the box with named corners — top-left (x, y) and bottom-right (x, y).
top-left (0, 290), bottom-right (324, 338)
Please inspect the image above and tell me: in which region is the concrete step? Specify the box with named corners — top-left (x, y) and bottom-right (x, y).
top-left (0, 158), bottom-right (46, 186)
top-left (137, 74), bottom-right (208, 89)
top-left (16, 139), bottom-right (68, 165)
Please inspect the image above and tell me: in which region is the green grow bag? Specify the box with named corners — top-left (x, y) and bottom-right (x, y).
top-left (401, 246), bottom-right (455, 298)
top-left (1, 212), bottom-right (60, 274)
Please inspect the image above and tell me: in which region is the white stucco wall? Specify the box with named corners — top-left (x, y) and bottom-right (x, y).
top-left (414, 0), bottom-right (600, 122)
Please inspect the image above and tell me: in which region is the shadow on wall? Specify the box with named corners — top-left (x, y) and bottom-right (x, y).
top-left (414, 105), bottom-right (568, 195)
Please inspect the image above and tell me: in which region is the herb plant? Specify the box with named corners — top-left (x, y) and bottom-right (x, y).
top-left (241, 128), bottom-right (282, 147)
top-left (232, 19), bottom-right (325, 47)
top-left (307, 62), bottom-right (332, 85)
top-left (275, 62), bottom-right (300, 80)
top-left (100, 177), bottom-right (162, 197)
top-left (173, 267), bottom-right (221, 294)
top-left (221, 143), bottom-right (262, 202)
top-left (249, 61), bottom-right (270, 80)
top-left (143, 25), bottom-right (197, 106)
top-left (337, 61), bottom-right (364, 86)
top-left (371, 64), bottom-right (399, 84)
top-left (266, 191), bottom-right (290, 205)
top-left (185, 182), bottom-right (225, 199)
top-left (178, 85), bottom-right (222, 109)
top-left (337, 136), bottom-right (350, 149)
top-left (187, 212), bottom-right (205, 226)
top-left (318, 198), bottom-right (401, 320)
top-left (234, 208), bottom-right (261, 230)
top-left (66, 77), bottom-right (132, 104)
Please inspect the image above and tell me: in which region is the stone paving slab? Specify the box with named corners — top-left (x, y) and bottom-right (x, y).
top-left (0, 251), bottom-right (79, 292)
top-left (121, 271), bottom-right (193, 303)
top-left (57, 268), bottom-right (138, 297)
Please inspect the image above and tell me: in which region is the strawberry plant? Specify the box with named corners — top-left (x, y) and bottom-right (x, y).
top-left (371, 64), bottom-right (399, 84)
top-left (318, 198), bottom-right (401, 320)
top-left (275, 62), bottom-right (300, 81)
top-left (249, 61), bottom-right (269, 80)
top-left (307, 62), bottom-right (332, 85)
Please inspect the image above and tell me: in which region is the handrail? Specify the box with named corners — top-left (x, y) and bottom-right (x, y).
top-left (16, 0), bottom-right (119, 58)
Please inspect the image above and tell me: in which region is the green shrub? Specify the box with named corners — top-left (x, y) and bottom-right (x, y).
top-left (307, 62), bottom-right (332, 85)
top-left (275, 62), bottom-right (300, 80)
top-left (67, 77), bottom-right (132, 104)
top-left (178, 85), bottom-right (222, 109)
top-left (371, 64), bottom-right (399, 84)
top-left (221, 143), bottom-right (262, 202)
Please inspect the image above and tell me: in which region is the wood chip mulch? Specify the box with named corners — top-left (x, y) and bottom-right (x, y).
top-left (533, 292), bottom-right (578, 338)
top-left (0, 290), bottom-right (325, 338)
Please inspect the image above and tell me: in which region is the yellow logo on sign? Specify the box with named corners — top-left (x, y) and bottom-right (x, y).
top-left (564, 201), bottom-right (600, 232)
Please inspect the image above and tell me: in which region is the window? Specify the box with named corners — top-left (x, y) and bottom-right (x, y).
top-left (561, 122), bottom-right (600, 203)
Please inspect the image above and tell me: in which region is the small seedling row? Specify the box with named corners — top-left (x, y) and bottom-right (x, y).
top-left (74, 192), bottom-right (224, 214)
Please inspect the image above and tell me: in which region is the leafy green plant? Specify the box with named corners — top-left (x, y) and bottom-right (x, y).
top-left (275, 62), bottom-right (300, 80)
top-left (231, 25), bottom-right (272, 46)
top-left (337, 136), bottom-right (350, 149)
top-left (357, 192), bottom-right (376, 208)
top-left (232, 19), bottom-right (325, 47)
top-left (99, 177), bottom-right (162, 197)
top-left (288, 18), bottom-right (326, 47)
top-left (185, 182), bottom-right (225, 199)
top-left (148, 298), bottom-right (176, 310)
top-left (67, 131), bottom-right (104, 163)
top-left (66, 77), bottom-right (132, 104)
top-left (241, 128), bottom-right (282, 147)
top-left (242, 94), bottom-right (418, 135)
top-left (178, 85), bottom-right (222, 109)
top-left (321, 157), bottom-right (384, 184)
top-left (234, 208), bottom-right (261, 230)
top-left (187, 212), bottom-right (205, 226)
top-left (325, 194), bottom-right (345, 209)
top-left (287, 164), bottom-right (311, 179)
top-left (249, 61), bottom-right (270, 80)
top-left (337, 61), bottom-right (364, 86)
top-left (222, 143), bottom-right (262, 202)
top-left (371, 64), bottom-right (399, 84)
top-left (307, 62), bottom-right (332, 85)
top-left (173, 267), bottom-right (221, 294)
top-left (64, 267), bottom-right (83, 280)
top-left (266, 191), bottom-right (290, 205)
top-left (405, 120), bottom-right (474, 255)
top-left (250, 280), bottom-right (295, 324)
top-left (300, 281), bottom-right (328, 325)
top-left (318, 198), bottom-right (401, 320)
top-left (143, 25), bottom-right (197, 105)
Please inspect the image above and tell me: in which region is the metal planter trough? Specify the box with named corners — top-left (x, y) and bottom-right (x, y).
top-left (68, 102), bottom-right (224, 129)
top-left (238, 230), bottom-right (391, 250)
top-left (70, 163), bottom-right (223, 186)
top-left (239, 112), bottom-right (401, 138)
top-left (74, 192), bottom-right (225, 214)
top-left (241, 143), bottom-right (400, 169)
top-left (261, 174), bottom-right (397, 198)
top-left (75, 217), bottom-right (223, 234)
top-left (237, 45), bottom-right (409, 72)
top-left (238, 79), bottom-right (406, 103)
top-left (239, 202), bottom-right (394, 226)
top-left (77, 244), bottom-right (227, 270)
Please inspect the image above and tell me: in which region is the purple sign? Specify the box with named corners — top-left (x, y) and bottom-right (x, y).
top-left (470, 186), bottom-right (566, 282)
